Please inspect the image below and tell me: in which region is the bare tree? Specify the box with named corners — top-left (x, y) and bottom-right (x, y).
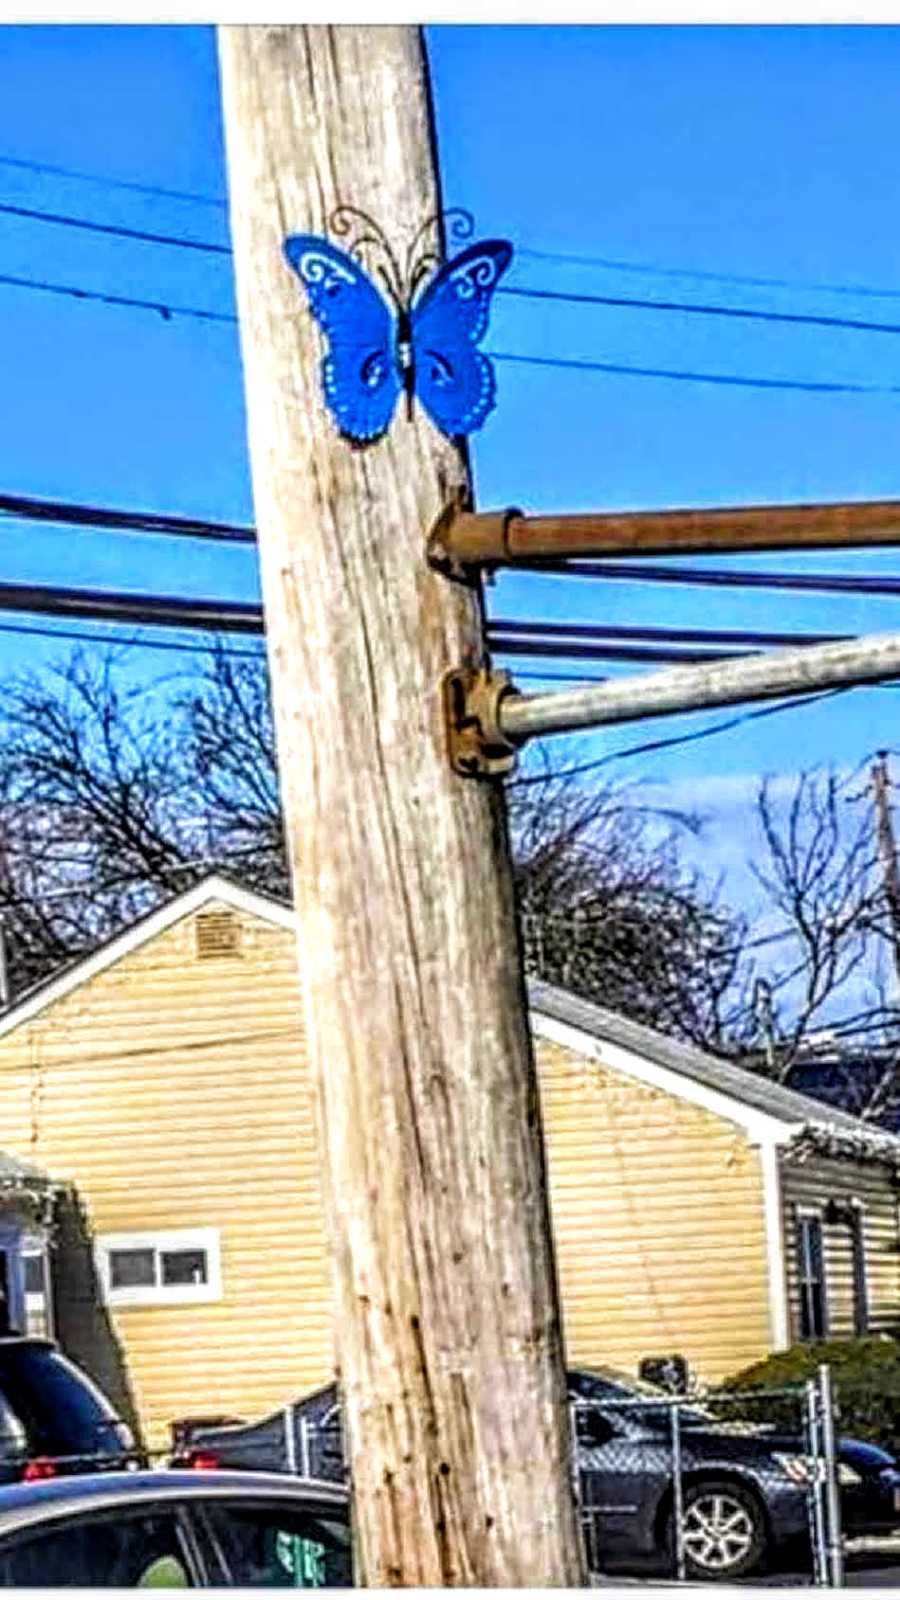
top-left (0, 645), bottom-right (286, 996)
top-left (507, 752), bottom-right (752, 1053)
top-left (0, 647), bottom-right (755, 1056)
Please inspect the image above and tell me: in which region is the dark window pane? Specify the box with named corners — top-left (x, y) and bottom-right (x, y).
top-left (200, 1501), bottom-right (352, 1588)
top-left (797, 1216), bottom-right (828, 1340)
top-left (109, 1249), bottom-right (156, 1289)
top-left (851, 1212), bottom-right (869, 1336)
top-left (161, 1251), bottom-right (207, 1287)
top-left (0, 1509), bottom-right (191, 1587)
top-left (22, 1258), bottom-right (44, 1297)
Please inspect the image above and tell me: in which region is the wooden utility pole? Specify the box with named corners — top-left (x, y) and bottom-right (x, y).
top-left (217, 26), bottom-right (584, 1588)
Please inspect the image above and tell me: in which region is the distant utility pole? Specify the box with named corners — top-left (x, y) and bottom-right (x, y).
top-left (871, 751), bottom-right (900, 988)
top-left (217, 25), bottom-right (584, 1588)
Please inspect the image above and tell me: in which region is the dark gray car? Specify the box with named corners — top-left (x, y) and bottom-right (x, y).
top-left (0, 1469), bottom-right (352, 1586)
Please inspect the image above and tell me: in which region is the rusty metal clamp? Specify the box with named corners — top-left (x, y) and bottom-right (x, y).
top-left (442, 666), bottom-right (522, 778)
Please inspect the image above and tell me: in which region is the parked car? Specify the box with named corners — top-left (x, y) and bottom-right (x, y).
top-left (0, 1469), bottom-right (351, 1586)
top-left (172, 1382), bottom-right (344, 1481)
top-left (175, 1364), bottom-right (900, 1581)
top-left (0, 1337), bottom-right (136, 1482)
top-left (572, 1366), bottom-right (900, 1579)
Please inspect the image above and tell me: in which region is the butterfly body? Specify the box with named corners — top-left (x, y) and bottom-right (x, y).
top-left (283, 232), bottom-right (512, 443)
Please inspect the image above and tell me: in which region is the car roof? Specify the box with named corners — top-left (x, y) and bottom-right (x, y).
top-left (0, 1469), bottom-right (349, 1537)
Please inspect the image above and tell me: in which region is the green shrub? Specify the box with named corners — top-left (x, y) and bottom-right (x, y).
top-left (720, 1337), bottom-right (900, 1453)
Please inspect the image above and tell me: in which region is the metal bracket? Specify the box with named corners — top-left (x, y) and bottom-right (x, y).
top-left (426, 497), bottom-right (477, 583)
top-left (442, 666), bottom-right (522, 778)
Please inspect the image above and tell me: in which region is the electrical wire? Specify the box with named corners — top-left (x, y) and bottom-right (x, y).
top-left (491, 350), bottom-right (900, 397)
top-left (0, 263), bottom-right (894, 398)
top-left (518, 558), bottom-right (900, 600)
top-left (0, 268), bottom-right (236, 325)
top-left (517, 245), bottom-right (900, 306)
top-left (501, 283), bottom-right (900, 340)
top-left (492, 639), bottom-right (749, 664)
top-left (8, 187), bottom-right (900, 353)
top-left (0, 489), bottom-right (253, 542)
top-left (0, 208), bottom-right (897, 397)
top-left (0, 579), bottom-right (263, 636)
top-left (5, 494), bottom-right (900, 618)
top-left (0, 199), bottom-right (230, 255)
top-left (0, 150), bottom-right (894, 310)
top-left (0, 576), bottom-right (868, 664)
top-left (8, 193), bottom-right (900, 344)
top-left (491, 617), bottom-right (847, 648)
top-left (0, 616), bottom-right (264, 659)
top-left (507, 688), bottom-right (850, 786)
top-left (511, 669), bottom-right (610, 684)
top-left (0, 152), bottom-right (228, 210)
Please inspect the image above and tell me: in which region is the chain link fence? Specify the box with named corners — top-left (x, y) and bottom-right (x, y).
top-left (161, 1362), bottom-right (900, 1587)
top-left (571, 1368), bottom-right (844, 1585)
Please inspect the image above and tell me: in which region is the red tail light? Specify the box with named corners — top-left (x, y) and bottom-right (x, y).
top-left (186, 1450), bottom-right (221, 1471)
top-left (22, 1458), bottom-right (57, 1482)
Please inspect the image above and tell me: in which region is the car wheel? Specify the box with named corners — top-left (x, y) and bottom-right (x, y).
top-left (670, 1480), bottom-right (767, 1581)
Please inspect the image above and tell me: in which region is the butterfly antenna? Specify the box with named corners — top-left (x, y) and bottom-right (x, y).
top-left (404, 207), bottom-right (474, 291)
top-left (329, 205), bottom-right (405, 309)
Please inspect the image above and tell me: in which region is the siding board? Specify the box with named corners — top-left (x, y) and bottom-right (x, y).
top-left (780, 1154), bottom-right (900, 1341)
top-left (0, 902), bottom-right (333, 1451)
top-left (533, 1040), bottom-right (772, 1386)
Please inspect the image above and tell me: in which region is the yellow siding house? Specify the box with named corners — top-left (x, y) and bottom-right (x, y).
top-left (0, 876), bottom-right (894, 1450)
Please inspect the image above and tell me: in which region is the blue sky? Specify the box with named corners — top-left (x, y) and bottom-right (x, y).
top-left (2, 23), bottom-right (900, 921)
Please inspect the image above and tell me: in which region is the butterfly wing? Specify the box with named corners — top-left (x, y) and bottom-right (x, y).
top-left (410, 239), bottom-right (512, 437)
top-left (283, 235), bottom-right (401, 443)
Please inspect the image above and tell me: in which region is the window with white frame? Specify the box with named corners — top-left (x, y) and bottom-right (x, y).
top-left (96, 1228), bottom-right (222, 1308)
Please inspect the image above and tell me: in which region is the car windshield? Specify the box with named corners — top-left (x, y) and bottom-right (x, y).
top-left (571, 1366), bottom-right (715, 1426)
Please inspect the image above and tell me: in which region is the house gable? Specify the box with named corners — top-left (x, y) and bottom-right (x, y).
top-left (0, 886), bottom-right (331, 1449)
top-left (0, 876), bottom-right (296, 1045)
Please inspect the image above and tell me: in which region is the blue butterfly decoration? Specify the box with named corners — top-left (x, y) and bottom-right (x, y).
top-left (282, 208), bottom-right (512, 444)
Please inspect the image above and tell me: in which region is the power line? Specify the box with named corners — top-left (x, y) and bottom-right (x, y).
top-left (492, 637), bottom-right (748, 665)
top-left (0, 616), bottom-right (264, 660)
top-left (0, 579), bottom-right (263, 636)
top-left (7, 494), bottom-right (900, 616)
top-left (8, 189), bottom-right (900, 345)
top-left (0, 489), bottom-right (253, 543)
top-left (0, 268), bottom-right (237, 325)
top-left (1, 154), bottom-right (899, 313)
top-left (0, 198), bottom-right (230, 255)
top-left (492, 350), bottom-right (900, 397)
top-left (491, 617), bottom-right (846, 649)
top-left (519, 558), bottom-right (900, 600)
top-left (508, 689), bottom-right (849, 787)
top-left (0, 262), bottom-right (896, 399)
top-left (502, 283), bottom-right (900, 341)
top-left (511, 669), bottom-right (609, 684)
top-left (0, 152), bottom-right (228, 210)
top-left (0, 149), bottom-right (895, 312)
top-left (517, 245), bottom-right (900, 306)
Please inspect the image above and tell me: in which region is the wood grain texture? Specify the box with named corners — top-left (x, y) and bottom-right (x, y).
top-left (217, 26), bottom-right (583, 1586)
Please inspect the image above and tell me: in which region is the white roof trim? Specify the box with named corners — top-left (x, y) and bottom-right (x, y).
top-left (530, 1008), bottom-right (798, 1146)
top-left (0, 876), bottom-right (297, 1042)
